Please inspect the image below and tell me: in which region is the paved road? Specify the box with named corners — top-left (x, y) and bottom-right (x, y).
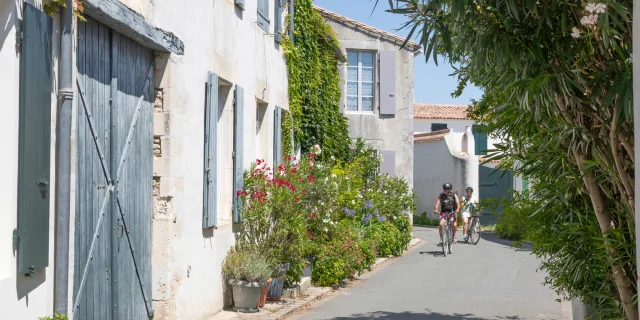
top-left (292, 226), bottom-right (564, 320)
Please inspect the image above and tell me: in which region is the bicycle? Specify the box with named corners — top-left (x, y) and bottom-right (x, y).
top-left (463, 211), bottom-right (482, 245)
top-left (440, 211), bottom-right (455, 256)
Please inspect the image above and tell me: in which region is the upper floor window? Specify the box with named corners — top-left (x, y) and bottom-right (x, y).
top-left (431, 123), bottom-right (448, 131)
top-left (346, 51), bottom-right (375, 113)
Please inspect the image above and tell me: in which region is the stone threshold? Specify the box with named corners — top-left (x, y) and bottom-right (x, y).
top-left (207, 238), bottom-right (422, 320)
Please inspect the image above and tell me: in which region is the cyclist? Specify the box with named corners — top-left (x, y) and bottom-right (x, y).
top-left (461, 186), bottom-right (479, 242)
top-left (434, 183), bottom-right (460, 246)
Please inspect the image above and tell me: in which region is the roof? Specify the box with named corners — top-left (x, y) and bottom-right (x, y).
top-left (414, 129), bottom-right (450, 144)
top-left (313, 6), bottom-right (422, 54)
top-left (414, 104), bottom-right (470, 120)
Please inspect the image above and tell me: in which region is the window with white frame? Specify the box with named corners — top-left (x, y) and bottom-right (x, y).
top-left (346, 51), bottom-right (375, 112)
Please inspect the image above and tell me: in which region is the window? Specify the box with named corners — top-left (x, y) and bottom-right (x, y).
top-left (346, 51), bottom-right (375, 112)
top-left (431, 123), bottom-right (447, 131)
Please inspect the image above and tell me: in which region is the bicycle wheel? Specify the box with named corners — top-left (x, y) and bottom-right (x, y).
top-left (442, 226), bottom-right (448, 257)
top-left (447, 223), bottom-right (452, 254)
top-left (471, 218), bottom-right (481, 245)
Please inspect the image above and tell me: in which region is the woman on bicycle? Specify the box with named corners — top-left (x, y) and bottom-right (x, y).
top-left (461, 186), bottom-right (479, 242)
top-left (434, 183), bottom-right (460, 246)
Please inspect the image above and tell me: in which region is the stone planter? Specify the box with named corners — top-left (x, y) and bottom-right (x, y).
top-left (257, 278), bottom-right (272, 308)
top-left (229, 279), bottom-right (266, 312)
top-left (267, 263), bottom-right (290, 301)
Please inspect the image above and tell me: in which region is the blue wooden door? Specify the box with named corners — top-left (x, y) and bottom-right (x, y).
top-left (74, 17), bottom-right (154, 320)
top-left (479, 165), bottom-right (513, 214)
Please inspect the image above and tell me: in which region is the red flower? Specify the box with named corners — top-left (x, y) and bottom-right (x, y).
top-left (236, 190), bottom-right (242, 197)
top-left (291, 168), bottom-right (297, 174)
top-left (307, 175), bottom-right (315, 183)
top-left (278, 164), bottom-right (285, 172)
top-left (295, 197), bottom-right (300, 202)
top-left (311, 213), bottom-right (316, 218)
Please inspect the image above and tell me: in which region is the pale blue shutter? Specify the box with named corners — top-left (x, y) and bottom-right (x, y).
top-left (233, 85), bottom-right (245, 222)
top-left (257, 0), bottom-right (270, 33)
top-left (16, 3), bottom-right (53, 276)
top-left (234, 0), bottom-right (245, 10)
top-left (203, 73), bottom-right (218, 228)
top-left (274, 0), bottom-right (283, 42)
top-left (379, 51), bottom-right (396, 115)
top-left (379, 150), bottom-right (396, 177)
top-left (273, 106), bottom-right (282, 165)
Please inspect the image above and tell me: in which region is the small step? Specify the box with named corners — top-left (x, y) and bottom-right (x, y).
top-left (282, 276), bottom-right (311, 299)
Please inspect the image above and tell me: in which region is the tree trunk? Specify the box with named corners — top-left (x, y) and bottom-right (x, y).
top-left (574, 150), bottom-right (638, 320)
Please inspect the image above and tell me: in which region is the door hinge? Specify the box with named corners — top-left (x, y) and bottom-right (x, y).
top-left (15, 27), bottom-right (23, 45)
top-left (13, 229), bottom-right (20, 247)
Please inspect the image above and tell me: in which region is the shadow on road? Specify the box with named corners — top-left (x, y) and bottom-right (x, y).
top-left (418, 250), bottom-right (445, 257)
top-left (479, 232), bottom-right (533, 252)
top-left (311, 310), bottom-right (530, 319)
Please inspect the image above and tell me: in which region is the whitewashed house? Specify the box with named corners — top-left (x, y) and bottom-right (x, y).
top-left (1, 0), bottom-right (291, 319)
top-left (315, 6), bottom-right (421, 188)
top-left (413, 104), bottom-right (524, 219)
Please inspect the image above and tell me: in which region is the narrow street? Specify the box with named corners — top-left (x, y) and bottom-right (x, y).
top-left (292, 226), bottom-right (565, 320)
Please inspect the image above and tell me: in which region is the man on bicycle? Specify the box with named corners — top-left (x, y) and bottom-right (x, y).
top-left (434, 183), bottom-right (460, 246)
top-left (461, 186), bottom-right (479, 242)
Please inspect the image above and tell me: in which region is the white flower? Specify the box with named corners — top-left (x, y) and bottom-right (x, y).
top-left (322, 218), bottom-right (329, 223)
top-left (571, 27), bottom-right (582, 38)
top-left (351, 200), bottom-right (355, 205)
top-left (331, 174), bottom-right (337, 178)
top-left (383, 190), bottom-right (387, 195)
top-left (585, 3), bottom-right (596, 13)
top-left (324, 227), bottom-right (328, 232)
top-left (580, 14), bottom-right (598, 26)
top-left (594, 3), bottom-right (606, 14)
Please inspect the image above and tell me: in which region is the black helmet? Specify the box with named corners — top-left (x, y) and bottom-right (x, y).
top-left (466, 186), bottom-right (473, 191)
top-left (443, 183), bottom-right (453, 189)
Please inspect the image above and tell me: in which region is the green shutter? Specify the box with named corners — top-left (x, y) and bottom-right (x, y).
top-left (473, 124), bottom-right (488, 155)
top-left (17, 3), bottom-right (53, 276)
top-left (233, 85), bottom-right (245, 222)
top-left (203, 73), bottom-right (219, 228)
top-left (274, 0), bottom-right (283, 42)
top-left (273, 106), bottom-right (282, 165)
top-left (257, 0), bottom-right (270, 33)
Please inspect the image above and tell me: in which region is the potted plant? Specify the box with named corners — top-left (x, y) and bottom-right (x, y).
top-left (266, 262), bottom-right (290, 301)
top-left (257, 277), bottom-right (272, 308)
top-left (222, 246), bottom-right (273, 312)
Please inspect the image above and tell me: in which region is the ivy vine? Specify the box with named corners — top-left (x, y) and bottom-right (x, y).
top-left (43, 0), bottom-right (87, 21)
top-left (282, 0), bottom-right (350, 161)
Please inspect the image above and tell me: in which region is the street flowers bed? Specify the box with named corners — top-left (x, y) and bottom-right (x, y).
top-left (234, 141), bottom-right (416, 288)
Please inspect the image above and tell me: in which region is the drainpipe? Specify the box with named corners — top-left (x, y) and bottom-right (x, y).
top-left (633, 0), bottom-right (640, 317)
top-left (289, 0), bottom-right (294, 44)
top-left (53, 0), bottom-right (74, 315)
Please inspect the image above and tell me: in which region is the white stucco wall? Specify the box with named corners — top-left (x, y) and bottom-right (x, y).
top-left (414, 139), bottom-right (479, 220)
top-left (322, 18), bottom-right (416, 189)
top-left (414, 118), bottom-right (474, 133)
top-left (0, 0), bottom-right (59, 318)
top-left (146, 0), bottom-right (289, 319)
top-left (2, 0), bottom-right (289, 319)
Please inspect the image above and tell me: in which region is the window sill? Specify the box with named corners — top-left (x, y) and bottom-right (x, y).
top-left (346, 111), bottom-right (376, 115)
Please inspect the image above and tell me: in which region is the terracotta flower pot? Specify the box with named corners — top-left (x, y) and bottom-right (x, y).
top-left (257, 278), bottom-right (272, 308)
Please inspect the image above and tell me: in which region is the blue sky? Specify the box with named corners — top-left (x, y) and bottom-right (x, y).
top-left (314, 0), bottom-right (484, 105)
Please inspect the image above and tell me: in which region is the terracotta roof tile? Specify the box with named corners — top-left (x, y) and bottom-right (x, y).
top-left (414, 129), bottom-right (450, 144)
top-left (414, 104), bottom-right (469, 120)
top-left (313, 6), bottom-right (422, 53)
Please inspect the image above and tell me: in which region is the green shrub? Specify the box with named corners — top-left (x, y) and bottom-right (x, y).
top-left (222, 246), bottom-right (273, 283)
top-left (495, 193), bottom-right (530, 242)
top-left (413, 213), bottom-right (440, 226)
top-left (39, 314), bottom-right (68, 320)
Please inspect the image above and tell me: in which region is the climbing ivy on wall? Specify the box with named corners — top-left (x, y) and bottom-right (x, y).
top-left (282, 0), bottom-right (350, 161)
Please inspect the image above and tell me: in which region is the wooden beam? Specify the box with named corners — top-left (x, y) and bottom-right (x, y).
top-left (83, 0), bottom-right (184, 55)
